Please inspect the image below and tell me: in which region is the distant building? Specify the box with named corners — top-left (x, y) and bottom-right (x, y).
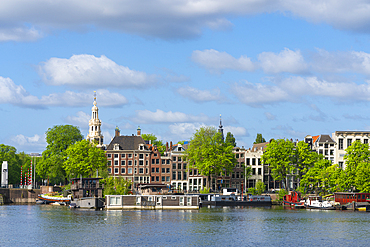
top-left (86, 92), bottom-right (104, 147)
top-left (304, 134), bottom-right (336, 163)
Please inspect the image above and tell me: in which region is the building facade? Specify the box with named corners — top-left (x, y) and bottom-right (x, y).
top-left (86, 92), bottom-right (104, 147)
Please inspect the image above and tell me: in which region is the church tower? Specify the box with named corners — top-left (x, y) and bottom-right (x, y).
top-left (218, 114), bottom-right (224, 141)
top-left (87, 91), bottom-right (104, 147)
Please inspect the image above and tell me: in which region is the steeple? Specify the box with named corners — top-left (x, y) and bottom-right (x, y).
top-left (87, 91), bottom-right (104, 147)
top-left (218, 114), bottom-right (224, 141)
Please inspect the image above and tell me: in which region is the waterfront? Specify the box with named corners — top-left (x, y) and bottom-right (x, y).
top-left (1, 205), bottom-right (370, 246)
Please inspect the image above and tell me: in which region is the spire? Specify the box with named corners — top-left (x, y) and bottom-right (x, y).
top-left (218, 114), bottom-right (224, 141)
top-left (87, 91), bottom-right (104, 147)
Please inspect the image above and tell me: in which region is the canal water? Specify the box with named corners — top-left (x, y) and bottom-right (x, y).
top-left (1, 205), bottom-right (370, 246)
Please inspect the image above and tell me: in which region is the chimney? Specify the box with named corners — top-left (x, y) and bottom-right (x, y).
top-left (137, 126), bottom-right (141, 136)
top-left (170, 141), bottom-right (173, 150)
top-left (166, 142), bottom-right (169, 152)
top-left (115, 126), bottom-right (120, 137)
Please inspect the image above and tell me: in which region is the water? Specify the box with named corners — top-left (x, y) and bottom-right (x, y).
top-left (1, 205), bottom-right (370, 246)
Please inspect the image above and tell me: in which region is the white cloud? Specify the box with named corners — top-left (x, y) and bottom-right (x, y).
top-left (224, 126), bottom-right (249, 137)
top-left (9, 134), bottom-right (46, 153)
top-left (65, 111), bottom-right (90, 127)
top-left (3, 1), bottom-right (370, 41)
top-left (191, 49), bottom-right (254, 73)
top-left (0, 27), bottom-right (42, 42)
top-left (258, 48), bottom-right (308, 74)
top-left (177, 86), bottom-right (226, 103)
top-left (168, 123), bottom-right (204, 140)
top-left (38, 54), bottom-right (157, 88)
top-left (133, 109), bottom-right (211, 124)
top-left (0, 77), bottom-right (128, 108)
top-left (272, 125), bottom-right (306, 139)
top-left (265, 112), bottom-right (276, 120)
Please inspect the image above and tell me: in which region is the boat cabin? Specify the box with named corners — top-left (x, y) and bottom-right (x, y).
top-left (71, 178), bottom-right (103, 199)
top-left (283, 191), bottom-right (302, 203)
top-left (138, 184), bottom-right (169, 195)
top-left (334, 192), bottom-right (370, 205)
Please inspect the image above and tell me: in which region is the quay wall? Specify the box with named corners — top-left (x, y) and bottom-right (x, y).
top-left (0, 188), bottom-right (41, 203)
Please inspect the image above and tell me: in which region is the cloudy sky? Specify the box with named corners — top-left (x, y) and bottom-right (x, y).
top-left (2, 0), bottom-right (370, 153)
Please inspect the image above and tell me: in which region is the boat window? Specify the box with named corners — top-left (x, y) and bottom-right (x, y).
top-left (363, 195), bottom-right (365, 199)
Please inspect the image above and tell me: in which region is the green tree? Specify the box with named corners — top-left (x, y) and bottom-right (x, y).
top-left (262, 139), bottom-right (295, 190)
top-left (142, 133), bottom-right (166, 155)
top-left (300, 159), bottom-right (331, 194)
top-left (225, 132), bottom-right (236, 147)
top-left (254, 133), bottom-right (266, 144)
top-left (185, 126), bottom-right (237, 189)
top-left (64, 140), bottom-right (107, 179)
top-left (294, 141), bottom-right (318, 183)
top-left (103, 177), bottom-right (132, 196)
top-left (321, 164), bottom-right (343, 193)
top-left (38, 125), bottom-right (83, 185)
top-left (256, 180), bottom-right (266, 195)
top-left (343, 141), bottom-right (370, 191)
top-left (0, 144), bottom-right (21, 185)
top-left (355, 162), bottom-right (370, 192)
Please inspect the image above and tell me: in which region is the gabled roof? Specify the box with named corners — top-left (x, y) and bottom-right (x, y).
top-left (106, 135), bottom-right (149, 151)
top-left (251, 142), bottom-right (269, 152)
top-left (316, 134), bottom-right (335, 143)
top-left (312, 135), bottom-right (319, 144)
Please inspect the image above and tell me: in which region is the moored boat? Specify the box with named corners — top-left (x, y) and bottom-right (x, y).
top-left (305, 196), bottom-right (335, 210)
top-left (38, 193), bottom-right (71, 204)
top-left (283, 191), bottom-right (305, 208)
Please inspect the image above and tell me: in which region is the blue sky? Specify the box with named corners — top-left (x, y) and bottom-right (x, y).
top-left (2, 1), bottom-right (370, 154)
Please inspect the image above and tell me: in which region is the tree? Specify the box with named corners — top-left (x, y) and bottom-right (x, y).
top-left (261, 139), bottom-right (295, 190)
top-left (254, 133), bottom-right (266, 144)
top-left (300, 159), bottom-right (331, 194)
top-left (343, 141), bottom-right (370, 191)
top-left (64, 140), bottom-right (107, 179)
top-left (185, 126), bottom-right (237, 189)
top-left (0, 144), bottom-right (21, 185)
top-left (102, 177), bottom-right (132, 196)
top-left (294, 141), bottom-right (318, 183)
top-left (37, 125), bottom-right (83, 184)
top-left (256, 180), bottom-right (266, 195)
top-left (225, 132), bottom-right (236, 147)
top-left (142, 133), bottom-right (166, 155)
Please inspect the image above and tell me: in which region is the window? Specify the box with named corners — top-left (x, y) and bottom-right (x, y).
top-left (324, 143), bottom-right (328, 148)
top-left (236, 172), bottom-right (239, 178)
top-left (339, 162), bottom-right (343, 169)
top-left (107, 160), bottom-right (112, 166)
top-left (128, 154), bottom-right (132, 158)
top-left (134, 168), bottom-right (137, 174)
top-left (252, 168), bottom-right (256, 175)
top-left (152, 168), bottom-right (155, 173)
top-left (162, 160), bottom-right (165, 164)
top-left (162, 168), bottom-right (165, 173)
top-left (152, 159), bottom-right (155, 164)
top-left (178, 157), bottom-right (182, 162)
top-left (172, 172), bottom-right (176, 180)
top-left (364, 139), bottom-right (369, 144)
top-left (134, 160), bottom-right (137, 166)
top-left (173, 157), bottom-right (176, 161)
top-left (128, 160), bottom-right (132, 166)
top-left (151, 176), bottom-right (155, 182)
top-left (183, 172), bottom-right (187, 180)
top-left (347, 139), bottom-right (352, 148)
top-left (258, 158), bottom-right (261, 166)
top-left (121, 168), bottom-right (125, 174)
top-left (166, 168), bottom-right (170, 173)
top-left (155, 176), bottom-right (159, 182)
top-left (139, 168), bottom-right (144, 174)
top-left (128, 168), bottom-right (132, 174)
top-left (241, 153), bottom-right (244, 158)
top-left (121, 154), bottom-right (125, 158)
top-left (139, 160), bottom-right (143, 166)
top-left (114, 154), bottom-right (119, 158)
top-left (166, 176), bottom-right (170, 182)
top-left (121, 160), bottom-right (125, 166)
top-left (189, 170), bottom-right (192, 176)
top-left (146, 168), bottom-right (148, 174)
top-left (258, 168), bottom-right (261, 175)
top-left (252, 158), bottom-right (256, 166)
top-left (319, 149), bottom-right (323, 154)
top-left (338, 139), bottom-right (343, 150)
top-left (194, 169), bottom-right (197, 175)
top-left (232, 173), bottom-right (235, 178)
top-left (154, 153), bottom-right (157, 157)
top-left (139, 145), bottom-right (144, 150)
top-left (178, 163), bottom-right (182, 169)
top-left (162, 176), bottom-right (165, 182)
top-left (114, 168), bottom-right (119, 174)
top-left (236, 154), bottom-right (239, 158)
top-left (139, 154), bottom-right (143, 159)
top-left (172, 164), bottom-right (176, 170)
top-left (178, 171), bottom-right (182, 180)
top-left (166, 160), bottom-right (170, 164)
top-left (156, 159), bottom-right (159, 164)
top-left (330, 150), bottom-right (334, 155)
top-left (108, 168), bottom-right (112, 174)
top-left (246, 158), bottom-right (250, 166)
top-left (107, 154), bottom-right (111, 158)
top-left (156, 167), bottom-right (159, 173)
top-left (325, 150), bottom-right (328, 156)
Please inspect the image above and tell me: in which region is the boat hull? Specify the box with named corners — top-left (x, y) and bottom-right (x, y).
top-left (283, 200), bottom-right (305, 208)
top-left (38, 194), bottom-right (70, 204)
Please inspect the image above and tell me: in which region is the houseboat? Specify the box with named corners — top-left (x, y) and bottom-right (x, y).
top-left (200, 194), bottom-right (271, 207)
top-left (105, 194), bottom-right (200, 210)
top-left (70, 177), bottom-right (105, 209)
top-left (334, 192), bottom-right (370, 205)
top-left (283, 191), bottom-right (305, 208)
top-left (305, 195), bottom-right (335, 210)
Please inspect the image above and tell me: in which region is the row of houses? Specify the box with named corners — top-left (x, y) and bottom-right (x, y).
top-left (86, 95), bottom-right (370, 192)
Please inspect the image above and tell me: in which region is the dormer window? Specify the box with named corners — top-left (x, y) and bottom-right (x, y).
top-left (139, 145), bottom-right (144, 150)
top-left (114, 144), bottom-right (120, 151)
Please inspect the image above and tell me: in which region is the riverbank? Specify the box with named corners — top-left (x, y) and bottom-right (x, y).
top-left (0, 188), bottom-right (41, 203)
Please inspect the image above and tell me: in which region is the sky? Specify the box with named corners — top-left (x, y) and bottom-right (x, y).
top-left (2, 1), bottom-right (370, 154)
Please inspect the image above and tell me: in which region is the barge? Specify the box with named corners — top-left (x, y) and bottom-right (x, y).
top-left (200, 194), bottom-right (272, 207)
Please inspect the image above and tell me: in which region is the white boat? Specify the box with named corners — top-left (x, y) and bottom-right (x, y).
top-left (305, 196), bottom-right (335, 210)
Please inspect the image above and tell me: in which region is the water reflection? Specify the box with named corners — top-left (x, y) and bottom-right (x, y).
top-left (1, 205), bottom-right (370, 246)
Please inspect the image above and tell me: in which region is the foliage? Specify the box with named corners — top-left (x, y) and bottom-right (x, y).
top-left (255, 180), bottom-right (266, 195)
top-left (278, 189), bottom-right (288, 201)
top-left (248, 187), bottom-right (257, 195)
top-left (225, 132), bottom-right (236, 147)
top-left (103, 177), bottom-right (132, 196)
top-left (355, 162), bottom-right (370, 192)
top-left (300, 159), bottom-right (332, 194)
top-left (262, 139), bottom-right (295, 189)
top-left (142, 133), bottom-right (166, 155)
top-left (244, 166), bottom-right (252, 182)
top-left (294, 141), bottom-right (318, 181)
top-left (200, 187), bottom-right (210, 194)
top-left (64, 140), bottom-right (108, 179)
top-left (0, 144), bottom-right (21, 185)
top-left (253, 133), bottom-right (266, 144)
top-left (38, 125), bottom-right (83, 184)
top-left (185, 126), bottom-right (237, 189)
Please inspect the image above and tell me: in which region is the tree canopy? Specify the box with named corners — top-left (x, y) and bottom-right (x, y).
top-left (142, 133), bottom-right (165, 155)
top-left (64, 140), bottom-right (108, 179)
top-left (225, 132), bottom-right (236, 147)
top-left (37, 125), bottom-right (83, 184)
top-left (185, 126), bottom-right (236, 189)
top-left (254, 133), bottom-right (266, 144)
